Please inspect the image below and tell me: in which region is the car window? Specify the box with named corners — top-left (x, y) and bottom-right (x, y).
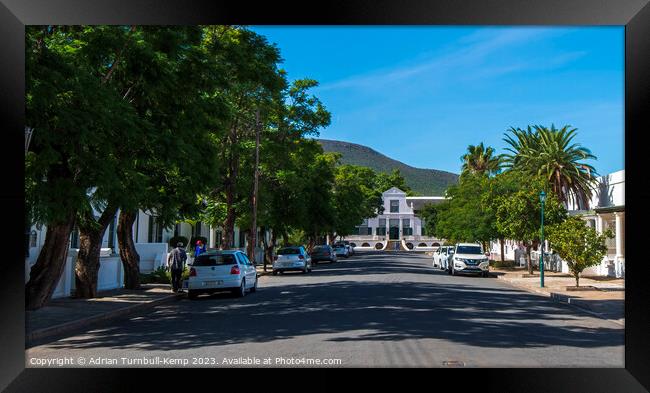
top-left (193, 253), bottom-right (237, 266)
top-left (278, 248), bottom-right (301, 255)
top-left (237, 253), bottom-right (249, 265)
top-left (456, 245), bottom-right (482, 254)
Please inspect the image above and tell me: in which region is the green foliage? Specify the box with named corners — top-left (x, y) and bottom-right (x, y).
top-left (433, 174), bottom-right (499, 245)
top-left (547, 216), bottom-right (613, 286)
top-left (168, 236), bottom-right (189, 248)
top-left (460, 142), bottom-right (501, 178)
top-left (501, 125), bottom-right (597, 206)
top-left (140, 266), bottom-right (190, 284)
top-left (420, 203), bottom-right (438, 237)
top-left (374, 169), bottom-right (413, 196)
top-left (494, 176), bottom-right (567, 246)
top-left (318, 139), bottom-right (458, 196)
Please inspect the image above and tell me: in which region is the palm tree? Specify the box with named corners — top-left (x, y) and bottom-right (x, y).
top-left (460, 142), bottom-right (501, 177)
top-left (501, 124), bottom-right (598, 207)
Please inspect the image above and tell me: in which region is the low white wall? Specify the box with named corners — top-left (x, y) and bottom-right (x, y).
top-left (135, 243), bottom-right (168, 273)
top-left (25, 248), bottom-right (124, 299)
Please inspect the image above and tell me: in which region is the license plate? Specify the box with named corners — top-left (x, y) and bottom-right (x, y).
top-left (203, 280), bottom-right (223, 286)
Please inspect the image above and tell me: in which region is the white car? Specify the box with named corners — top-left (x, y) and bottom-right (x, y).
top-left (273, 246), bottom-right (312, 275)
top-left (186, 250), bottom-right (258, 299)
top-left (449, 243), bottom-right (490, 277)
top-left (333, 243), bottom-right (349, 258)
top-left (433, 246), bottom-right (454, 271)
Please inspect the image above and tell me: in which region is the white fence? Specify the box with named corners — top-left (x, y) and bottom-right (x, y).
top-left (25, 242), bottom-right (170, 299)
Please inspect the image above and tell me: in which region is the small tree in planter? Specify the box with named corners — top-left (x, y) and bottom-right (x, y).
top-left (547, 216), bottom-right (614, 287)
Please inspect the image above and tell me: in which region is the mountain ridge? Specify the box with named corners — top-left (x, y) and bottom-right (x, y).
top-left (317, 138), bottom-right (459, 196)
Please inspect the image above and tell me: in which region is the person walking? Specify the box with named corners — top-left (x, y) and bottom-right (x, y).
top-left (167, 242), bottom-right (187, 293)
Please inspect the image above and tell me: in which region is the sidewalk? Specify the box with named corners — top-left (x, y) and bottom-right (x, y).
top-left (490, 267), bottom-right (624, 325)
top-left (26, 284), bottom-right (183, 347)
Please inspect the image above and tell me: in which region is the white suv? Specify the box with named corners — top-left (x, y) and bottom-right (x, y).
top-left (450, 243), bottom-right (490, 277)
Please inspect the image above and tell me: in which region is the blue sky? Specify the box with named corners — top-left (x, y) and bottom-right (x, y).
top-left (250, 26), bottom-right (624, 176)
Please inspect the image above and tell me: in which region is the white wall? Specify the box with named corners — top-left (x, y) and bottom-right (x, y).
top-left (135, 243), bottom-right (168, 273)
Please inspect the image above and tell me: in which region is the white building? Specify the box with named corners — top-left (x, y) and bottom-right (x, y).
top-left (345, 187), bottom-right (447, 251)
top-left (489, 170), bottom-right (625, 277)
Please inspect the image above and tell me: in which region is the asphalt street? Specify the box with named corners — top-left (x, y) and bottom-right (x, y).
top-left (26, 252), bottom-right (624, 367)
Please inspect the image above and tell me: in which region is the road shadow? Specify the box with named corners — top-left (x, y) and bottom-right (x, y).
top-left (37, 273), bottom-right (623, 352)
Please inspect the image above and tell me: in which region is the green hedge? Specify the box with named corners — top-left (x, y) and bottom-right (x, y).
top-left (140, 266), bottom-right (190, 284)
top-left (490, 260), bottom-right (516, 268)
top-left (168, 236), bottom-right (189, 248)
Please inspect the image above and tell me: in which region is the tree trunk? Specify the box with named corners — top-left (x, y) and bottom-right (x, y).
top-left (499, 238), bottom-right (505, 262)
top-left (574, 273), bottom-right (580, 287)
top-left (25, 213), bottom-right (76, 310)
top-left (118, 209), bottom-right (141, 290)
top-left (75, 204), bottom-right (118, 298)
top-left (265, 229), bottom-right (277, 271)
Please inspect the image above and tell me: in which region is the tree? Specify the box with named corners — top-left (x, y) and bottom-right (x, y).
top-left (374, 169), bottom-right (413, 196)
top-left (501, 125), bottom-right (598, 207)
top-left (331, 165), bottom-right (382, 242)
top-left (460, 142), bottom-right (501, 178)
top-left (25, 26), bottom-right (144, 308)
top-left (547, 217), bottom-right (613, 287)
top-left (433, 174), bottom-right (498, 250)
top-left (494, 177), bottom-right (567, 274)
top-left (419, 203), bottom-right (439, 237)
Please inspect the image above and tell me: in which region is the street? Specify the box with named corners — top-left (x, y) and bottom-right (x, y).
top-left (26, 252), bottom-right (624, 367)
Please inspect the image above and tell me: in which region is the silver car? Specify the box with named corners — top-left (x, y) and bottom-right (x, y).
top-left (273, 246), bottom-right (312, 275)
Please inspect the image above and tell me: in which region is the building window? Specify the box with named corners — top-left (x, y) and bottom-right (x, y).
top-left (402, 219), bottom-right (412, 236)
top-left (377, 227), bottom-right (387, 236)
top-left (390, 200), bottom-right (399, 213)
top-left (379, 218), bottom-right (386, 227)
top-left (148, 216), bottom-right (163, 243)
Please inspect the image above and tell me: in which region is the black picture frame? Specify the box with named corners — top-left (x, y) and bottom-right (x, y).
top-left (1, 0), bottom-right (648, 391)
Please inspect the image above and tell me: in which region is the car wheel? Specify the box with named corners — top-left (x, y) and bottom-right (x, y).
top-left (272, 270), bottom-right (278, 276)
top-left (234, 279), bottom-right (246, 297)
top-left (250, 276), bottom-right (258, 292)
top-left (188, 290), bottom-right (199, 300)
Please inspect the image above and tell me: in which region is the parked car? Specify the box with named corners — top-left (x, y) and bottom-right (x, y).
top-left (433, 246), bottom-right (454, 271)
top-left (332, 243), bottom-right (350, 258)
top-left (186, 250), bottom-right (258, 300)
top-left (311, 245), bottom-right (337, 264)
top-left (449, 243), bottom-right (490, 277)
top-left (341, 240), bottom-right (355, 256)
top-left (273, 246), bottom-right (312, 275)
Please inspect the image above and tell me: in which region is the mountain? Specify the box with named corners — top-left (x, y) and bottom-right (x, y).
top-left (317, 139), bottom-right (459, 196)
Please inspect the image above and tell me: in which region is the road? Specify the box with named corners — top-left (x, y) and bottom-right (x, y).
top-left (26, 252), bottom-right (624, 367)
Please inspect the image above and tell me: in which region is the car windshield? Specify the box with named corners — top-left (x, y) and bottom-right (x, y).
top-left (278, 248), bottom-right (301, 255)
top-left (193, 253), bottom-right (237, 266)
top-left (456, 245), bottom-right (483, 255)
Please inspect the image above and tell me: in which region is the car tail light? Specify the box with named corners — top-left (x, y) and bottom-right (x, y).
top-left (298, 255), bottom-right (304, 259)
top-left (189, 268), bottom-right (197, 277)
top-left (230, 265), bottom-right (240, 275)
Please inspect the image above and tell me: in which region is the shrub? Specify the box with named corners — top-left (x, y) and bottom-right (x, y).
top-left (139, 266), bottom-right (190, 284)
top-left (490, 260), bottom-right (515, 268)
top-left (168, 236), bottom-right (189, 248)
